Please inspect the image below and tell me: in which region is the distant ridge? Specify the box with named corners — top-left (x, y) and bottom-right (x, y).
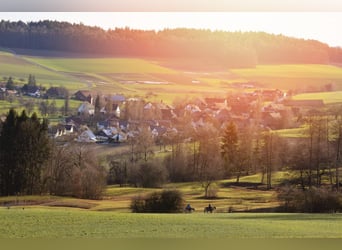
top-left (1, 20), bottom-right (342, 68)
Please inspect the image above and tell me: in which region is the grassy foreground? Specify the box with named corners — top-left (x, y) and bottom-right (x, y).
top-left (0, 208), bottom-right (341, 238)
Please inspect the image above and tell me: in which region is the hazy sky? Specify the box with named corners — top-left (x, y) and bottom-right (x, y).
top-left (1, 12), bottom-right (342, 47)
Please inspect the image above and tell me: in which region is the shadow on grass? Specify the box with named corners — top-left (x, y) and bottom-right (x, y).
top-left (224, 213), bottom-right (342, 221)
top-left (220, 182), bottom-right (265, 190)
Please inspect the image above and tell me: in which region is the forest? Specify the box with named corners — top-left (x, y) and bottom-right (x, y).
top-left (1, 20), bottom-right (342, 68)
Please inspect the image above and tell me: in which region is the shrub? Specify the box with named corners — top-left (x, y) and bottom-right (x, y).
top-left (128, 161), bottom-right (168, 188)
top-left (278, 186), bottom-right (342, 213)
top-left (130, 189), bottom-right (184, 213)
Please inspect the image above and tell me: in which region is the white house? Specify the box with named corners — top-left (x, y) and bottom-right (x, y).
top-left (78, 102), bottom-right (95, 116)
top-left (77, 129), bottom-right (97, 142)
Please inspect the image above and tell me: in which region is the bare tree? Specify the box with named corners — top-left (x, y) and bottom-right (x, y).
top-left (196, 124), bottom-right (223, 198)
top-left (46, 143), bottom-right (107, 199)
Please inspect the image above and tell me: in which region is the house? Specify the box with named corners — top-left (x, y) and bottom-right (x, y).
top-left (215, 108), bottom-right (231, 123)
top-left (204, 97), bottom-right (227, 110)
top-left (262, 112), bottom-right (282, 129)
top-left (23, 85), bottom-right (40, 97)
top-left (254, 89), bottom-right (284, 102)
top-left (45, 87), bottom-right (68, 99)
top-left (111, 94), bottom-right (126, 104)
top-left (77, 128), bottom-right (97, 142)
top-left (282, 99), bottom-right (324, 108)
top-left (53, 124), bottom-right (77, 138)
top-left (150, 125), bottom-right (167, 138)
top-left (185, 104), bottom-right (201, 114)
top-left (78, 102), bottom-right (95, 116)
top-left (64, 116), bottom-right (83, 129)
top-left (0, 87), bottom-right (5, 100)
top-left (113, 104), bottom-right (121, 118)
top-left (74, 90), bottom-right (93, 104)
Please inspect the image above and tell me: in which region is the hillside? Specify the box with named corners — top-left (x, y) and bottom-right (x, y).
top-left (1, 20), bottom-right (342, 69)
top-left (3, 48), bottom-right (342, 103)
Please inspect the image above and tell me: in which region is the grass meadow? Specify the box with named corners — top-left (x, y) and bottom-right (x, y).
top-left (3, 49), bottom-right (342, 104)
top-left (0, 52), bottom-right (87, 91)
top-left (231, 64), bottom-right (342, 91)
top-left (293, 91), bottom-right (342, 104)
top-left (0, 97), bottom-right (83, 117)
top-left (0, 208), bottom-right (341, 238)
top-left (2, 173), bottom-right (336, 239)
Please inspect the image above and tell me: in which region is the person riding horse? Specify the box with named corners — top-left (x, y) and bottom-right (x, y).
top-left (185, 204), bottom-right (195, 213)
top-left (204, 204), bottom-right (216, 213)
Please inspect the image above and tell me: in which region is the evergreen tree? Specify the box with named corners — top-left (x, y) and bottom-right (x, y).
top-left (63, 91), bottom-right (69, 116)
top-left (0, 109), bottom-right (52, 196)
top-left (5, 76), bottom-right (15, 90)
top-left (221, 121), bottom-right (238, 177)
top-left (95, 94), bottom-right (101, 114)
top-left (28, 74), bottom-right (36, 86)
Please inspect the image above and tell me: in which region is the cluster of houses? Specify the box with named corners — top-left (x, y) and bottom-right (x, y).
top-left (51, 88), bottom-right (326, 144)
top-left (1, 78), bottom-right (327, 144)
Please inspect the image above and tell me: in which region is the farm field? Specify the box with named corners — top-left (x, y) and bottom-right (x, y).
top-left (0, 98), bottom-right (83, 117)
top-left (0, 208), bottom-right (341, 238)
top-left (0, 51), bottom-right (87, 91)
top-left (231, 64), bottom-right (342, 91)
top-left (293, 91), bottom-right (342, 104)
top-left (2, 48), bottom-right (342, 104)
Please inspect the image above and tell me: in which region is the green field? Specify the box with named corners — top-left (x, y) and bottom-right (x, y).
top-left (0, 208), bottom-right (341, 238)
top-left (293, 91), bottom-right (342, 104)
top-left (3, 49), bottom-right (342, 103)
top-left (0, 98), bottom-right (83, 117)
top-left (231, 64), bottom-right (342, 90)
top-left (0, 52), bottom-right (87, 91)
top-left (24, 57), bottom-right (176, 74)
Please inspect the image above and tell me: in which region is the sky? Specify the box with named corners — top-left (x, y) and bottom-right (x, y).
top-left (1, 12), bottom-right (342, 47)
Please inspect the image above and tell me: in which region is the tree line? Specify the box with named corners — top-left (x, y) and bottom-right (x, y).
top-left (0, 109), bottom-right (106, 198)
top-left (1, 105), bottom-right (342, 212)
top-left (1, 20), bottom-right (342, 68)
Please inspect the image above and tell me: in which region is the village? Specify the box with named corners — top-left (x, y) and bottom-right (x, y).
top-left (49, 87), bottom-right (325, 145)
top-left (0, 74), bottom-right (328, 147)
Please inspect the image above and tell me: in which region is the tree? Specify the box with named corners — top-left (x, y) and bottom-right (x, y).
top-left (94, 94), bottom-right (101, 114)
top-left (48, 99), bottom-right (57, 115)
top-left (0, 109), bottom-right (52, 195)
top-left (303, 115), bottom-right (329, 188)
top-left (39, 100), bottom-right (49, 116)
top-left (221, 121), bottom-right (238, 178)
top-left (136, 126), bottom-right (155, 162)
top-left (107, 155), bottom-right (128, 186)
top-left (6, 76), bottom-right (15, 90)
top-left (63, 91), bottom-right (69, 116)
top-left (262, 131), bottom-right (274, 189)
top-left (28, 74), bottom-right (36, 86)
top-left (331, 113), bottom-right (342, 191)
top-left (46, 143), bottom-right (107, 199)
top-left (196, 124), bottom-right (223, 198)
top-left (25, 99), bottom-right (35, 115)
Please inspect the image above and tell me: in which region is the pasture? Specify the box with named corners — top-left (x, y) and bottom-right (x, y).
top-left (0, 52), bottom-right (87, 91)
top-left (231, 64), bottom-right (342, 90)
top-left (293, 91), bottom-right (342, 104)
top-left (0, 208), bottom-right (341, 238)
top-left (0, 97), bottom-right (82, 117)
top-left (3, 48), bottom-right (342, 104)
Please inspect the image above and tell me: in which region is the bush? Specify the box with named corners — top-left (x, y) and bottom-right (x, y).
top-left (128, 161), bottom-right (168, 188)
top-left (278, 186), bottom-right (342, 213)
top-left (130, 189), bottom-right (184, 213)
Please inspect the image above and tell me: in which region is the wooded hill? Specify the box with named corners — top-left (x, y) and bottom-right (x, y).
top-left (1, 20), bottom-right (342, 68)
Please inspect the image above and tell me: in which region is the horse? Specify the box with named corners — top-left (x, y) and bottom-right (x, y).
top-left (204, 206), bottom-right (216, 213)
top-left (184, 206), bottom-right (195, 213)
